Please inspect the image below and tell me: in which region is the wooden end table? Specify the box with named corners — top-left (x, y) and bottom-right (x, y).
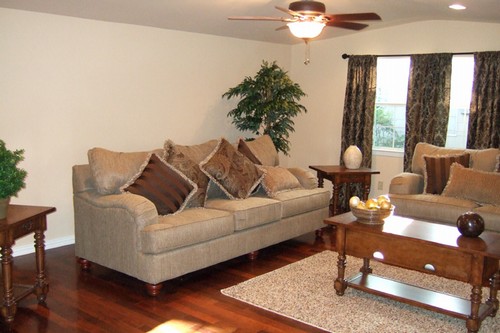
top-left (309, 165), bottom-right (380, 216)
top-left (0, 204), bottom-right (56, 330)
top-left (325, 212), bottom-right (500, 333)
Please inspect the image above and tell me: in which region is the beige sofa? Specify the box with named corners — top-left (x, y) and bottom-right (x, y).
top-left (389, 142), bottom-right (500, 232)
top-left (73, 136), bottom-right (330, 296)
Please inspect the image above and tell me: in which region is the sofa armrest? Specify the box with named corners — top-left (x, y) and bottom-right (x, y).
top-left (287, 167), bottom-right (318, 189)
top-left (389, 172), bottom-right (424, 195)
top-left (74, 191), bottom-right (159, 229)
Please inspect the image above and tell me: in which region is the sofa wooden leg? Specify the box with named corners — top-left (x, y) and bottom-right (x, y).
top-left (248, 251), bottom-right (259, 261)
top-left (77, 258), bottom-right (91, 271)
top-left (145, 283), bottom-right (163, 297)
top-left (315, 228), bottom-right (324, 238)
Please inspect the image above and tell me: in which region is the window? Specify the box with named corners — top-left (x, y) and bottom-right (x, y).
top-left (372, 55), bottom-right (474, 152)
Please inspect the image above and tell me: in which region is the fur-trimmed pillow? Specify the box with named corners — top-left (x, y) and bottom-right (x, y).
top-left (200, 138), bottom-right (265, 199)
top-left (442, 163), bottom-right (500, 205)
top-left (238, 135), bottom-right (279, 166)
top-left (423, 153), bottom-right (470, 195)
top-left (121, 153), bottom-right (197, 215)
top-left (260, 166), bottom-right (302, 197)
top-left (88, 147), bottom-right (165, 195)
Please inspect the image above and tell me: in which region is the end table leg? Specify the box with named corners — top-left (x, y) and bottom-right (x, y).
top-left (1, 246), bottom-right (16, 330)
top-left (34, 230), bottom-right (49, 303)
top-left (334, 226), bottom-right (347, 296)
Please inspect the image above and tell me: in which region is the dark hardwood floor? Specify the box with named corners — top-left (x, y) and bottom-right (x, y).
top-left (4, 227), bottom-right (336, 333)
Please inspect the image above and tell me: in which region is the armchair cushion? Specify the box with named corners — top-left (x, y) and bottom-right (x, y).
top-left (200, 138), bottom-right (265, 200)
top-left (422, 153), bottom-right (470, 194)
top-left (121, 153), bottom-right (197, 215)
top-left (442, 163), bottom-right (500, 205)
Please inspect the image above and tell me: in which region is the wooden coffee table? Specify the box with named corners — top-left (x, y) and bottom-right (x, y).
top-left (325, 212), bottom-right (500, 333)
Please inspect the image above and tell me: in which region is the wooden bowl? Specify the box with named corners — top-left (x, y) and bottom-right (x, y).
top-left (351, 206), bottom-right (393, 225)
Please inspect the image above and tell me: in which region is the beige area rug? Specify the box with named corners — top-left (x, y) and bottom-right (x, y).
top-left (221, 251), bottom-right (500, 333)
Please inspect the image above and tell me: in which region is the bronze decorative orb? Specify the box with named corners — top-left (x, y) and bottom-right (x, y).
top-left (456, 212), bottom-right (485, 238)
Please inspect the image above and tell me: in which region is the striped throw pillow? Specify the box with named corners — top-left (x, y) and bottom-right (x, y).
top-left (423, 153), bottom-right (470, 195)
top-left (121, 153), bottom-right (197, 215)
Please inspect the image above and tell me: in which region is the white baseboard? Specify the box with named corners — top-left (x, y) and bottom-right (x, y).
top-left (12, 236), bottom-right (75, 257)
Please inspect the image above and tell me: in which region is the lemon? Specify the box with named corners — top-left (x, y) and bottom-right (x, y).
top-left (349, 196), bottom-right (360, 208)
top-left (365, 198), bottom-right (379, 210)
top-left (356, 201), bottom-right (367, 210)
top-left (380, 200), bottom-right (392, 210)
top-left (377, 195), bottom-right (390, 206)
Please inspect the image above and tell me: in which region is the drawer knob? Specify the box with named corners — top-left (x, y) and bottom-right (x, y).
top-left (424, 263), bottom-right (435, 272)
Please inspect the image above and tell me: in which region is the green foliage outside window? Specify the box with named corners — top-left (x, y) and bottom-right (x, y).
top-left (373, 106), bottom-right (405, 149)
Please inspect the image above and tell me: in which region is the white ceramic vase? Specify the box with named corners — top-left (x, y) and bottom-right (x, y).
top-left (343, 145), bottom-right (363, 169)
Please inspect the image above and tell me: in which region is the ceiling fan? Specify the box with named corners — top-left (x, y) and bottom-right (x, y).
top-left (228, 1), bottom-right (382, 40)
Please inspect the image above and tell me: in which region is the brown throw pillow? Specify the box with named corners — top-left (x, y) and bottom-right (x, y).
top-left (121, 153), bottom-right (197, 215)
top-left (238, 135), bottom-right (279, 166)
top-left (260, 166), bottom-right (302, 197)
top-left (442, 163), bottom-right (500, 205)
top-left (200, 138), bottom-right (265, 199)
top-left (423, 153), bottom-right (470, 195)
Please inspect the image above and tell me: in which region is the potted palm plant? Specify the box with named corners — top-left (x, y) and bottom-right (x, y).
top-left (222, 61), bottom-right (307, 156)
top-left (0, 140), bottom-right (27, 219)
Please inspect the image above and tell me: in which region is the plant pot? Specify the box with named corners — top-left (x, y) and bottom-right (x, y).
top-left (0, 197), bottom-right (10, 219)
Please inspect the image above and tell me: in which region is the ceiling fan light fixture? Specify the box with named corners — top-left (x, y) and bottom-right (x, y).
top-left (287, 21), bottom-right (326, 39)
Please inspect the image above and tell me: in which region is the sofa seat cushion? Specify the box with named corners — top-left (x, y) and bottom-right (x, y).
top-left (273, 188), bottom-right (330, 218)
top-left (472, 205), bottom-right (500, 233)
top-left (140, 208), bottom-right (234, 254)
top-left (205, 197), bottom-right (281, 230)
top-left (390, 194), bottom-right (479, 224)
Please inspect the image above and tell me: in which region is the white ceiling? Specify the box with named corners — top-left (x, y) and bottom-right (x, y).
top-left (1, 0), bottom-right (499, 44)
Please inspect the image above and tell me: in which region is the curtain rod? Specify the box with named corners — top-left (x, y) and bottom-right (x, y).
top-left (341, 52), bottom-right (474, 59)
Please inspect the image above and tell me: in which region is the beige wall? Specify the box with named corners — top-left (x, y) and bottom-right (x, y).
top-left (2, 7), bottom-right (500, 254)
top-left (287, 20), bottom-right (500, 198)
top-left (0, 8), bottom-right (290, 253)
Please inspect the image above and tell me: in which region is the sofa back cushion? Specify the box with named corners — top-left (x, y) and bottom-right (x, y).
top-left (442, 163), bottom-right (500, 205)
top-left (412, 142), bottom-right (499, 175)
top-left (88, 147), bottom-right (164, 195)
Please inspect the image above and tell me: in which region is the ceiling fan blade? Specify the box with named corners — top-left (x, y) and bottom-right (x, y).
top-left (228, 16), bottom-right (286, 22)
top-left (325, 12), bottom-right (381, 21)
top-left (326, 21), bottom-right (369, 30)
top-left (275, 6), bottom-right (298, 17)
top-left (275, 25), bottom-right (289, 31)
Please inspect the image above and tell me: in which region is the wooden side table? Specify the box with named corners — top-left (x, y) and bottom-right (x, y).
top-left (309, 165), bottom-right (380, 216)
top-left (0, 204), bottom-right (56, 330)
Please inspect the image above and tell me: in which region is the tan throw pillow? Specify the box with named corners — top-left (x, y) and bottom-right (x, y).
top-left (200, 138), bottom-right (265, 199)
top-left (423, 153), bottom-right (470, 195)
top-left (442, 163), bottom-right (500, 205)
top-left (88, 147), bottom-right (165, 195)
top-left (260, 166), bottom-right (302, 197)
top-left (164, 139), bottom-right (218, 163)
top-left (238, 135), bottom-right (279, 166)
top-left (120, 153), bottom-right (197, 215)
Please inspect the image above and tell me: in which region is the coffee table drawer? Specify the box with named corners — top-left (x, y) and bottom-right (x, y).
top-left (345, 230), bottom-right (472, 282)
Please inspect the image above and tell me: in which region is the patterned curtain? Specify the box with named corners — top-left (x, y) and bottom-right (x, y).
top-left (340, 55), bottom-right (377, 168)
top-left (467, 51), bottom-right (500, 149)
top-left (339, 55), bottom-right (376, 213)
top-left (403, 53), bottom-right (453, 171)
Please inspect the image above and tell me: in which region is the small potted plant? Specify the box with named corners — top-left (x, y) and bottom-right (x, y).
top-left (0, 140), bottom-right (27, 218)
top-left (222, 61), bottom-right (307, 156)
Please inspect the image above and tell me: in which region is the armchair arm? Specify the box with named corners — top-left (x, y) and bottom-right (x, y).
top-left (389, 172), bottom-right (424, 195)
top-left (287, 167), bottom-right (318, 189)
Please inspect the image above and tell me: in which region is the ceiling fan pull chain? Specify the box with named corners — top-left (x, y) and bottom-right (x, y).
top-left (304, 39), bottom-right (310, 65)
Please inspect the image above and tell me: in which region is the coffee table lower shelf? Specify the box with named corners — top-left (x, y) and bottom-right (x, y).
top-left (348, 273), bottom-right (495, 321)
